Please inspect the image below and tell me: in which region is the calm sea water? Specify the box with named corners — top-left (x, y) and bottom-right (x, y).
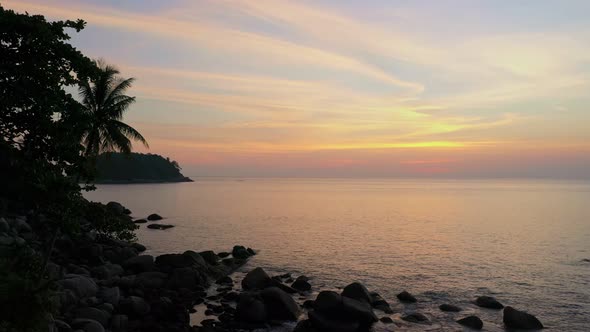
top-left (85, 178), bottom-right (590, 331)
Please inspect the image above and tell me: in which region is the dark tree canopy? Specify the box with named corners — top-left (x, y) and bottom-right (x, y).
top-left (95, 152), bottom-right (192, 183)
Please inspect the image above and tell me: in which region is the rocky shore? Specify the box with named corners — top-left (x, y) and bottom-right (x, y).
top-left (0, 204), bottom-right (544, 332)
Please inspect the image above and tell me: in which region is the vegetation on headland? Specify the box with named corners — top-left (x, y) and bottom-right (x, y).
top-left (95, 153), bottom-right (192, 184)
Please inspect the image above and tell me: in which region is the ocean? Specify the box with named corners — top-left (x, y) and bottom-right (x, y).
top-left (84, 178), bottom-right (590, 331)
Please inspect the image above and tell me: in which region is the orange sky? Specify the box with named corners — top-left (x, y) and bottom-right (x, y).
top-left (5, 0), bottom-right (590, 178)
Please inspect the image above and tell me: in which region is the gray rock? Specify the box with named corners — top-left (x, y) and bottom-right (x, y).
top-left (236, 293), bottom-right (267, 323)
top-left (53, 319), bottom-right (71, 332)
top-left (134, 271), bottom-right (168, 288)
top-left (232, 245), bottom-right (250, 259)
top-left (59, 275), bottom-right (98, 298)
top-left (341, 296), bottom-right (378, 325)
top-left (147, 213), bottom-right (163, 221)
top-left (131, 243), bottom-right (146, 252)
top-left (74, 307), bottom-right (110, 327)
top-left (397, 290), bottom-right (417, 303)
top-left (475, 296), bottom-right (503, 309)
top-left (146, 223), bottom-right (174, 230)
top-left (314, 291), bottom-right (342, 314)
top-left (341, 282), bottom-right (372, 304)
top-left (96, 303), bottom-right (114, 314)
top-left (380, 316), bottom-right (394, 323)
top-left (370, 292), bottom-right (393, 314)
top-left (71, 319), bottom-right (105, 332)
top-left (122, 255), bottom-right (154, 273)
top-left (401, 312), bottom-right (430, 324)
top-left (98, 287), bottom-right (120, 306)
top-left (309, 310), bottom-right (359, 332)
top-left (260, 287), bottom-right (301, 321)
top-left (242, 267), bottom-right (272, 290)
top-left (168, 267), bottom-right (207, 290)
top-left (199, 250), bottom-right (219, 265)
top-left (503, 306), bottom-right (544, 330)
top-left (292, 279), bottom-right (312, 292)
top-left (91, 263), bottom-right (124, 280)
top-left (120, 296), bottom-right (150, 317)
top-left (439, 303), bottom-right (462, 312)
top-left (134, 219), bottom-right (147, 224)
top-left (10, 217), bottom-right (32, 233)
top-left (0, 235), bottom-right (15, 246)
top-left (457, 315), bottom-right (483, 330)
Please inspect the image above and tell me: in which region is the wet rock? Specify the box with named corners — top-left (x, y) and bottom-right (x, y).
top-left (439, 303), bottom-right (462, 312)
top-left (168, 267), bottom-right (207, 290)
top-left (146, 223), bottom-right (174, 230)
top-left (232, 245), bottom-right (251, 259)
top-left (457, 315), bottom-right (483, 330)
top-left (314, 291), bottom-right (342, 314)
top-left (271, 278), bottom-right (298, 294)
top-left (292, 279), bottom-right (312, 292)
top-left (155, 252), bottom-right (204, 270)
top-left (199, 250), bottom-right (219, 265)
top-left (581, 258), bottom-right (590, 262)
top-left (236, 293), bottom-right (267, 323)
top-left (308, 310), bottom-right (359, 332)
top-left (218, 252), bottom-right (230, 258)
top-left (475, 296), bottom-right (504, 309)
top-left (503, 306), bottom-right (544, 330)
top-left (303, 300), bottom-right (315, 309)
top-left (147, 213), bottom-right (163, 221)
top-left (401, 312), bottom-right (429, 324)
top-left (134, 219), bottom-right (147, 224)
top-left (242, 267), bottom-right (272, 290)
top-left (341, 296), bottom-right (378, 325)
top-left (260, 287), bottom-right (301, 321)
top-left (59, 274), bottom-right (98, 298)
top-left (122, 255), bottom-right (154, 273)
top-left (397, 290), bottom-right (417, 303)
top-left (110, 314), bottom-right (128, 331)
top-left (131, 243), bottom-right (146, 252)
top-left (370, 292), bottom-right (393, 314)
top-left (341, 282), bottom-right (372, 304)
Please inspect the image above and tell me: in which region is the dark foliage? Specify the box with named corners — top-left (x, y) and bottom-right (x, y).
top-left (96, 152), bottom-right (190, 183)
top-left (83, 201), bottom-right (138, 241)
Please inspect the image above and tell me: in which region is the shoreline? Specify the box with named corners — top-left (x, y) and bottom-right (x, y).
top-left (93, 177), bottom-right (194, 184)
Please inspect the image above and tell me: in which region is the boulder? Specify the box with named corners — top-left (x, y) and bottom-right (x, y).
top-left (74, 307), bottom-right (110, 327)
top-left (341, 296), bottom-right (378, 325)
top-left (199, 250), bottom-right (219, 265)
top-left (236, 293), bottom-right (267, 323)
top-left (147, 213), bottom-right (163, 221)
top-left (271, 279), bottom-right (298, 294)
top-left (168, 267), bottom-right (207, 290)
top-left (59, 275), bottom-right (98, 298)
top-left (91, 263), bottom-right (124, 280)
top-left (134, 271), bottom-right (168, 288)
top-left (98, 287), bottom-right (120, 306)
top-left (122, 255), bottom-right (154, 273)
top-left (106, 202), bottom-right (126, 214)
top-left (218, 252), bottom-right (230, 258)
top-left (71, 319), bottom-right (105, 332)
top-left (146, 223), bottom-right (174, 230)
top-left (260, 287), bottom-right (301, 321)
top-left (232, 245), bottom-right (250, 259)
top-left (308, 310), bottom-right (359, 332)
top-left (439, 303), bottom-right (462, 312)
top-left (397, 290), bottom-right (417, 303)
top-left (242, 267), bottom-right (272, 290)
top-left (155, 252), bottom-right (204, 270)
top-left (131, 243), bottom-right (146, 252)
top-left (292, 279), bottom-right (312, 292)
top-left (341, 282), bottom-right (372, 304)
top-left (216, 276), bottom-right (233, 285)
top-left (369, 292), bottom-right (393, 314)
top-left (401, 312), bottom-right (430, 324)
top-left (314, 291), bottom-right (342, 314)
top-left (503, 306), bottom-right (544, 330)
top-left (475, 296), bottom-right (503, 309)
top-left (380, 317), bottom-right (393, 324)
top-left (134, 219), bottom-right (147, 224)
top-left (119, 296), bottom-right (150, 317)
top-left (457, 315), bottom-right (483, 330)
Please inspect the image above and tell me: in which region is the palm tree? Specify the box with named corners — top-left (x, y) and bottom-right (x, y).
top-left (78, 60), bottom-right (148, 158)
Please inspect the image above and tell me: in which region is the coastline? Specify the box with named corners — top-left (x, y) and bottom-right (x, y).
top-left (93, 177), bottom-right (194, 184)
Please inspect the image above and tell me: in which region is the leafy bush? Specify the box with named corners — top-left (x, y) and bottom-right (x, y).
top-left (83, 201), bottom-right (138, 241)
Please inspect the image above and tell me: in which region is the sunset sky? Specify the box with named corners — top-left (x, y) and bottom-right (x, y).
top-left (6, 0), bottom-right (590, 178)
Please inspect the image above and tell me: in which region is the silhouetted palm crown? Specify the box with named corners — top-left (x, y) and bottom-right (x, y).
top-left (79, 61), bottom-right (148, 157)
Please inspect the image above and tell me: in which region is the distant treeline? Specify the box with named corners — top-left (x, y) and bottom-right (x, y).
top-left (95, 153), bottom-right (192, 183)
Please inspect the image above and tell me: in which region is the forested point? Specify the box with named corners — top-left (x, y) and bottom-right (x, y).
top-left (95, 153), bottom-right (192, 183)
